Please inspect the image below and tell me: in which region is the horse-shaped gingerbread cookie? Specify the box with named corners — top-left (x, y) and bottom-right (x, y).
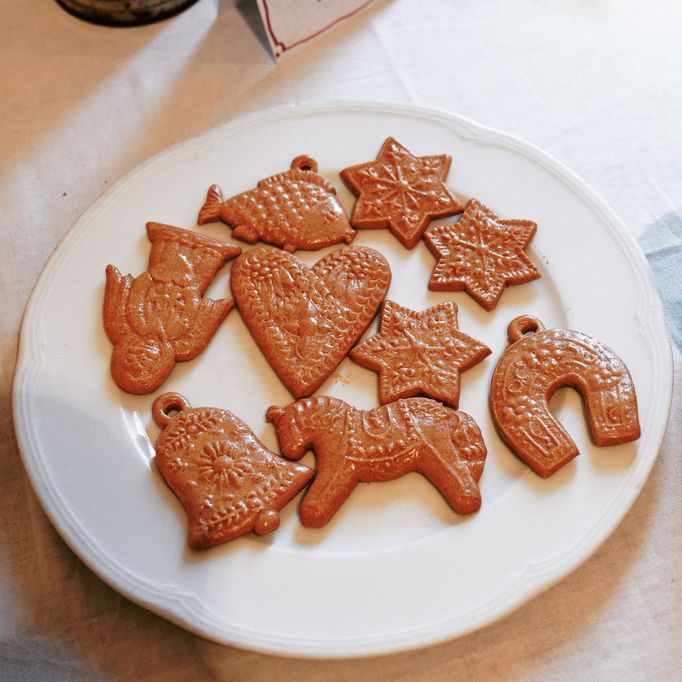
top-left (266, 396), bottom-right (487, 528)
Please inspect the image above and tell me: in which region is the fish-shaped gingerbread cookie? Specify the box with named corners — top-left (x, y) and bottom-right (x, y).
top-left (198, 155), bottom-right (356, 252)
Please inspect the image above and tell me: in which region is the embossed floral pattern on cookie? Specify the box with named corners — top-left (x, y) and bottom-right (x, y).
top-left (340, 137), bottom-right (463, 249)
top-left (153, 392), bottom-right (314, 549)
top-left (490, 315), bottom-right (640, 477)
top-left (351, 300), bottom-right (491, 408)
top-left (424, 199), bottom-right (541, 310)
top-left (267, 396), bottom-right (487, 527)
top-left (231, 246), bottom-right (391, 398)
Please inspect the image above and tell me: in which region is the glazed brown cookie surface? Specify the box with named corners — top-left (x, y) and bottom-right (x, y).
top-left (490, 315), bottom-right (641, 477)
top-left (153, 393), bottom-right (314, 550)
top-left (340, 137), bottom-right (463, 249)
top-left (350, 300), bottom-right (490, 408)
top-left (103, 222), bottom-right (241, 394)
top-left (231, 246), bottom-right (391, 398)
top-left (424, 199), bottom-right (541, 310)
top-left (267, 396), bottom-right (487, 527)
top-left (198, 155), bottom-right (355, 252)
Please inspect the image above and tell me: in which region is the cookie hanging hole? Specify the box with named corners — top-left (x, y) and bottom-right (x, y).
top-left (507, 315), bottom-right (545, 344)
top-left (291, 155), bottom-right (318, 173)
top-left (152, 392), bottom-right (191, 428)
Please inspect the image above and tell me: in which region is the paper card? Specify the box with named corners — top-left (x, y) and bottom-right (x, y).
top-left (256, 0), bottom-right (376, 61)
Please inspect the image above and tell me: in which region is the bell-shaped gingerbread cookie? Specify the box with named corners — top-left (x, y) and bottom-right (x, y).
top-left (266, 396), bottom-right (486, 528)
top-left (153, 393), bottom-right (314, 550)
top-left (103, 222), bottom-right (241, 394)
top-left (490, 315), bottom-right (640, 477)
top-left (198, 155), bottom-right (355, 252)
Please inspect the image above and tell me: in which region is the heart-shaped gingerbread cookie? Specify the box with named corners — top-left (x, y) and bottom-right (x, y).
top-left (231, 246), bottom-right (391, 398)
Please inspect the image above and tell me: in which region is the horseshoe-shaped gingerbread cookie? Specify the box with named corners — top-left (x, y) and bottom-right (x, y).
top-left (490, 315), bottom-right (640, 477)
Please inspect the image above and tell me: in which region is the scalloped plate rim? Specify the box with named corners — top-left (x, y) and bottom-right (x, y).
top-left (12, 101), bottom-right (673, 658)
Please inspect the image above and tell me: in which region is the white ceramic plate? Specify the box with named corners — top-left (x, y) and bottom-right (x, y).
top-left (13, 102), bottom-right (672, 658)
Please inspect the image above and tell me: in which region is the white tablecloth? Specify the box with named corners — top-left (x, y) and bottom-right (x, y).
top-left (1, 0), bottom-right (680, 678)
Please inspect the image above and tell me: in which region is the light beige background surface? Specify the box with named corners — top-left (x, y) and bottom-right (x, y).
top-left (1, 0), bottom-right (680, 679)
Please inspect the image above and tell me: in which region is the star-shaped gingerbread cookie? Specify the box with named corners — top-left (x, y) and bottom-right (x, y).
top-left (424, 199), bottom-right (541, 310)
top-left (340, 137), bottom-right (463, 249)
top-left (350, 300), bottom-right (491, 408)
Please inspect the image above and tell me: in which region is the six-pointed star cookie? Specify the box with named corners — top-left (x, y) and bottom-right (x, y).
top-left (424, 199), bottom-right (541, 310)
top-left (350, 300), bottom-right (491, 408)
top-left (340, 137), bottom-right (463, 249)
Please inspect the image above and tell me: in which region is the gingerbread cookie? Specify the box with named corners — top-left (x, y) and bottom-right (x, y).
top-left (198, 155), bottom-right (355, 252)
top-left (231, 246), bottom-right (391, 398)
top-left (153, 392), bottom-right (314, 550)
top-left (103, 222), bottom-right (241, 394)
top-left (424, 199), bottom-right (541, 310)
top-left (340, 137), bottom-right (463, 249)
top-left (490, 315), bottom-right (640, 477)
top-left (350, 300), bottom-right (491, 408)
top-left (267, 396), bottom-right (486, 527)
